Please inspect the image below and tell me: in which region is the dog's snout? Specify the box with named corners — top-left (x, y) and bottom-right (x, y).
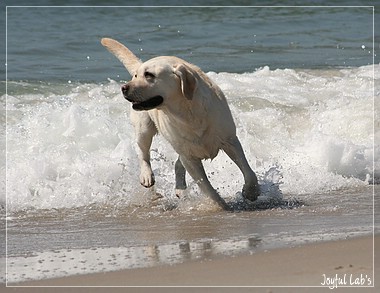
top-left (121, 84), bottom-right (129, 95)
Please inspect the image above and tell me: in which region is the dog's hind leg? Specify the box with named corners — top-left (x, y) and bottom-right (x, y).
top-left (179, 156), bottom-right (230, 210)
top-left (131, 110), bottom-right (157, 188)
top-left (175, 157), bottom-right (187, 197)
top-left (222, 136), bottom-right (260, 202)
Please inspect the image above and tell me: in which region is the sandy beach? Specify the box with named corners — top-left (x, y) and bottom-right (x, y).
top-left (3, 235), bottom-right (377, 292)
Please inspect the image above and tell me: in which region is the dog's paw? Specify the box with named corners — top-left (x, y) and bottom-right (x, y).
top-left (242, 183), bottom-right (261, 202)
top-left (140, 171), bottom-right (155, 188)
top-left (175, 188), bottom-right (186, 198)
top-left (140, 175), bottom-right (155, 187)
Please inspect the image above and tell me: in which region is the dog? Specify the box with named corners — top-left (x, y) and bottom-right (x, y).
top-left (101, 38), bottom-right (260, 210)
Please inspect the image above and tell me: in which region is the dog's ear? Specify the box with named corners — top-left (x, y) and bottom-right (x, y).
top-left (101, 38), bottom-right (142, 76)
top-left (173, 64), bottom-right (198, 100)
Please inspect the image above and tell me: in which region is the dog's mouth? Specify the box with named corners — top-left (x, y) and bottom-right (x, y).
top-left (126, 96), bottom-right (164, 111)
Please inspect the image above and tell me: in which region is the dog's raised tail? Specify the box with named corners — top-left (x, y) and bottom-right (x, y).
top-left (101, 37), bottom-right (142, 76)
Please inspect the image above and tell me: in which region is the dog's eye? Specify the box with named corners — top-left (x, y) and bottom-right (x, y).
top-left (144, 71), bottom-right (155, 79)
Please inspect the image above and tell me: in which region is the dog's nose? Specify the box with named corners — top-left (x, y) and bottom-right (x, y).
top-left (121, 84), bottom-right (129, 95)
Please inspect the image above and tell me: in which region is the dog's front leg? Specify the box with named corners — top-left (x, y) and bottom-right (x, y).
top-left (222, 136), bottom-right (260, 202)
top-left (179, 156), bottom-right (230, 210)
top-left (131, 111), bottom-right (157, 187)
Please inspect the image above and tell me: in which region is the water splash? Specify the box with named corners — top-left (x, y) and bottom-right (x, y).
top-left (4, 65), bottom-right (376, 213)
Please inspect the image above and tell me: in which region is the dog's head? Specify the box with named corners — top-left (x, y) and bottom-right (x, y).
top-left (122, 57), bottom-right (198, 111)
top-left (101, 38), bottom-right (198, 111)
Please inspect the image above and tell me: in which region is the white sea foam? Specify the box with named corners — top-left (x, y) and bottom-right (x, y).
top-left (3, 65), bottom-right (377, 212)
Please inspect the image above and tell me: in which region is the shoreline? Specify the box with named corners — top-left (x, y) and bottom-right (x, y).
top-left (6, 235), bottom-right (378, 292)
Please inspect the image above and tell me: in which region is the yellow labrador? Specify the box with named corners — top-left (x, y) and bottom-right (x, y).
top-left (101, 38), bottom-right (260, 210)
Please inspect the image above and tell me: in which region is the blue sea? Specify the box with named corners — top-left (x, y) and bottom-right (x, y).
top-left (1, 3), bottom-right (378, 284)
top-left (5, 4), bottom-right (376, 82)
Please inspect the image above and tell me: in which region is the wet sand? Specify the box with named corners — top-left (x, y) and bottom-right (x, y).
top-left (6, 235), bottom-right (378, 292)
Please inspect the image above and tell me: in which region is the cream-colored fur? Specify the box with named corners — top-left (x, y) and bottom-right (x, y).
top-left (101, 38), bottom-right (260, 210)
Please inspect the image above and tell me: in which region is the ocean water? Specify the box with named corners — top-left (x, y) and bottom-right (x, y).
top-left (2, 4), bottom-right (378, 284)
top-left (4, 65), bottom-right (377, 212)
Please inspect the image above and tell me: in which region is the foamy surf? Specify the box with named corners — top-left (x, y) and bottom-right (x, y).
top-left (3, 65), bottom-right (377, 213)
